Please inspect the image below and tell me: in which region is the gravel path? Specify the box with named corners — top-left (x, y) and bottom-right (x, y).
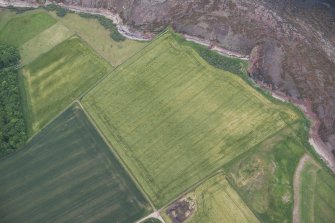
top-left (134, 211), bottom-right (165, 223)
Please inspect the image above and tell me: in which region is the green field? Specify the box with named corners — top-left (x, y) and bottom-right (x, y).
top-left (0, 11), bottom-right (56, 46)
top-left (300, 158), bottom-right (335, 223)
top-left (50, 12), bottom-right (148, 66)
top-left (226, 122), bottom-right (306, 223)
top-left (22, 36), bottom-right (112, 135)
top-left (20, 22), bottom-right (74, 65)
top-left (0, 104), bottom-right (152, 223)
top-left (82, 32), bottom-right (300, 207)
top-left (180, 174), bottom-right (260, 223)
top-left (0, 9), bottom-right (16, 31)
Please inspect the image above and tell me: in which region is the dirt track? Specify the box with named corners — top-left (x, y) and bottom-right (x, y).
top-left (292, 154), bottom-right (308, 223)
top-left (292, 154), bottom-right (321, 223)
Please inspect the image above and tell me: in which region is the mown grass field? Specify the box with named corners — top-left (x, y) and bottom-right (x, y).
top-left (49, 12), bottom-right (148, 66)
top-left (300, 158), bottom-right (335, 223)
top-left (0, 11), bottom-right (56, 46)
top-left (22, 36), bottom-right (112, 135)
top-left (82, 32), bottom-right (300, 207)
top-left (180, 174), bottom-right (259, 223)
top-left (20, 22), bottom-right (74, 65)
top-left (0, 104), bottom-right (152, 223)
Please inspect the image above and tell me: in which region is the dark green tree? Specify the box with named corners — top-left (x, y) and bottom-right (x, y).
top-left (0, 43), bottom-right (27, 157)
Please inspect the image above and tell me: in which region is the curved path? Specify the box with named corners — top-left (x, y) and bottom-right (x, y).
top-left (292, 154), bottom-right (320, 223)
top-left (293, 154), bottom-right (309, 223)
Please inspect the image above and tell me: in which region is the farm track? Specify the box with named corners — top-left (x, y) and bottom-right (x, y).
top-left (135, 211), bottom-right (165, 223)
top-left (76, 101), bottom-right (160, 222)
top-left (293, 154), bottom-right (320, 223)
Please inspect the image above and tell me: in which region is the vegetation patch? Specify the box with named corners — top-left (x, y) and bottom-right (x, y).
top-left (44, 4), bottom-right (69, 17)
top-left (0, 104), bottom-right (152, 223)
top-left (82, 32), bottom-right (300, 207)
top-left (78, 12), bottom-right (125, 41)
top-left (164, 174), bottom-right (260, 223)
top-left (0, 43), bottom-right (27, 157)
top-left (173, 34), bottom-right (248, 78)
top-left (51, 12), bottom-right (147, 66)
top-left (22, 36), bottom-right (112, 135)
top-left (6, 6), bottom-right (36, 14)
top-left (0, 11), bottom-right (56, 46)
top-left (299, 158), bottom-right (335, 223)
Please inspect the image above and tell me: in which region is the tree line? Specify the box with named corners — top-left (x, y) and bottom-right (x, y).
top-left (0, 43), bottom-right (27, 157)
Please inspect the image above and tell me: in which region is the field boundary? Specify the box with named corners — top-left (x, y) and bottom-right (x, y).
top-left (76, 101), bottom-right (157, 213)
top-left (18, 33), bottom-right (77, 136)
top-left (157, 122), bottom-right (291, 212)
top-left (20, 32), bottom-right (76, 67)
top-left (21, 34), bottom-right (113, 138)
top-left (76, 30), bottom-right (169, 102)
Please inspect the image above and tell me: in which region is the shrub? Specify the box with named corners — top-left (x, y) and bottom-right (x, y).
top-left (44, 4), bottom-right (68, 17)
top-left (78, 13), bottom-right (125, 42)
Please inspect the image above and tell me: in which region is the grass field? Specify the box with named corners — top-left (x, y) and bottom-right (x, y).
top-left (0, 9), bottom-right (16, 31)
top-left (49, 12), bottom-right (148, 66)
top-left (180, 174), bottom-right (260, 223)
top-left (20, 22), bottom-right (74, 65)
top-left (82, 32), bottom-right (300, 207)
top-left (300, 158), bottom-right (335, 223)
top-left (22, 36), bottom-right (112, 135)
top-left (0, 11), bottom-right (56, 46)
top-left (226, 119), bottom-right (307, 223)
top-left (0, 103), bottom-right (152, 223)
